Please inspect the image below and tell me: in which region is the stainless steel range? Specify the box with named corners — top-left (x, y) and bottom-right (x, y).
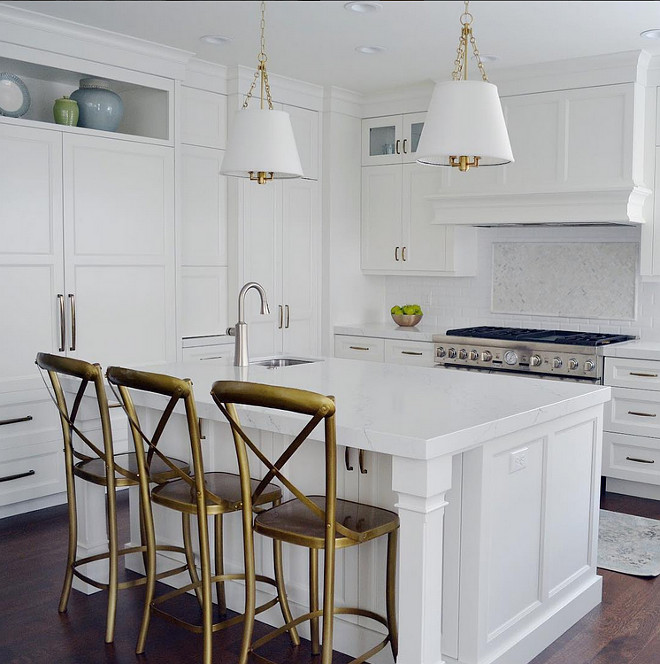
top-left (433, 326), bottom-right (636, 383)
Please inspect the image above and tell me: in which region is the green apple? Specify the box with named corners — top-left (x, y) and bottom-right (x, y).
top-left (391, 305), bottom-right (403, 315)
top-left (402, 305), bottom-right (416, 315)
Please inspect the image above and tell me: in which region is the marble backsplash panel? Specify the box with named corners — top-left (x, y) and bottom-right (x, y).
top-left (491, 242), bottom-right (637, 320)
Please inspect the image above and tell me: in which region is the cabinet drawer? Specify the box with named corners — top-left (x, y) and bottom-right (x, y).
top-left (383, 339), bottom-right (435, 366)
top-left (334, 336), bottom-right (384, 362)
top-left (181, 345), bottom-right (230, 362)
top-left (604, 357), bottom-right (660, 390)
top-left (0, 439), bottom-right (65, 506)
top-left (605, 387), bottom-right (660, 437)
top-left (603, 431), bottom-right (660, 485)
top-left (0, 395), bottom-right (60, 446)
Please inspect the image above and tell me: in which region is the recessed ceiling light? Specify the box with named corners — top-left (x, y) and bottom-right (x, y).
top-left (355, 45), bottom-right (386, 54)
top-left (344, 2), bottom-right (383, 14)
top-left (200, 35), bottom-right (232, 45)
top-left (641, 29), bottom-right (660, 39)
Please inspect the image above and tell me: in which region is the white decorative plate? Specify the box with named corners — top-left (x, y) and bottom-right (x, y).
top-left (0, 73), bottom-right (30, 118)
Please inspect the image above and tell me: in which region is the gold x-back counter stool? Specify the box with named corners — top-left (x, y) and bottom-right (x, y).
top-left (106, 366), bottom-right (299, 664)
top-left (211, 380), bottom-right (399, 664)
top-left (35, 353), bottom-right (191, 644)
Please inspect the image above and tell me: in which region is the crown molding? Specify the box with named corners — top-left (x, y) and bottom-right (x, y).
top-left (183, 58), bottom-right (229, 94)
top-left (0, 3), bottom-right (194, 79)
top-left (323, 86), bottom-right (363, 118)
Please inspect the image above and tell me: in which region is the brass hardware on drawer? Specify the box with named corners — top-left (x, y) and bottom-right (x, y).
top-left (402, 351), bottom-right (423, 356)
top-left (345, 447), bottom-right (354, 472)
top-left (626, 456), bottom-right (655, 464)
top-left (359, 449), bottom-right (368, 474)
top-left (627, 410), bottom-right (657, 418)
top-left (349, 346), bottom-right (370, 351)
top-left (0, 469), bottom-right (35, 483)
top-left (0, 415), bottom-right (33, 427)
top-left (629, 372), bottom-right (658, 378)
top-left (200, 356), bottom-right (224, 361)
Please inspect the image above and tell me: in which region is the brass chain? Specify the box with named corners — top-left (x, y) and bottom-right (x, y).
top-left (242, 0), bottom-right (274, 110)
top-left (450, 0), bottom-right (489, 82)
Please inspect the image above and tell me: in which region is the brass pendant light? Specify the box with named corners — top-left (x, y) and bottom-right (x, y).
top-left (221, 1), bottom-right (303, 184)
top-left (416, 1), bottom-right (514, 172)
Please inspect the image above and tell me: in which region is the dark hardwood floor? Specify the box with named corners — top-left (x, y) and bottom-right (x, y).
top-left (2, 491), bottom-right (660, 664)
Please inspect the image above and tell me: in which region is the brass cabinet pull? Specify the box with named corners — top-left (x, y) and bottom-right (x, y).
top-left (57, 294), bottom-right (65, 352)
top-left (0, 469), bottom-right (35, 483)
top-left (358, 449), bottom-right (368, 474)
top-left (395, 246), bottom-right (400, 261)
top-left (285, 304), bottom-right (290, 329)
top-left (200, 355), bottom-right (224, 361)
top-left (0, 415), bottom-right (33, 427)
top-left (344, 447), bottom-right (354, 471)
top-left (395, 139), bottom-right (400, 155)
top-left (402, 351), bottom-right (423, 356)
top-left (628, 410), bottom-right (657, 417)
top-left (626, 456), bottom-right (655, 464)
top-left (68, 293), bottom-right (76, 351)
top-left (402, 138), bottom-right (408, 154)
top-left (349, 346), bottom-right (370, 351)
top-left (630, 372), bottom-right (658, 378)
top-left (278, 305), bottom-right (283, 329)
top-left (401, 246), bottom-right (407, 261)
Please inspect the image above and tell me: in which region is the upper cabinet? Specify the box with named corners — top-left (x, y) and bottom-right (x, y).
top-left (361, 113), bottom-right (425, 166)
top-left (285, 104), bottom-right (320, 180)
top-left (429, 83), bottom-right (651, 225)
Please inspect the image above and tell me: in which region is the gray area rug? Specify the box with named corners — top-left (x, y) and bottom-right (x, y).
top-left (598, 509), bottom-right (660, 577)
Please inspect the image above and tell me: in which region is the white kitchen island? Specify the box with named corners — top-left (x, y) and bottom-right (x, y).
top-left (100, 356), bottom-right (609, 664)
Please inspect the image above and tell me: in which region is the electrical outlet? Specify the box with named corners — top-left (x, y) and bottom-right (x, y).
top-left (509, 447), bottom-right (528, 473)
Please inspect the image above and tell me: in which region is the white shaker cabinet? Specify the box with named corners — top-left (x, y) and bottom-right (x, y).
top-left (62, 134), bottom-right (176, 367)
top-left (0, 123), bottom-right (64, 385)
top-left (232, 178), bottom-right (320, 359)
top-left (361, 163), bottom-right (476, 275)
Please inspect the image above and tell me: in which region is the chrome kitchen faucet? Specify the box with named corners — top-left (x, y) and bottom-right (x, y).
top-left (228, 282), bottom-right (270, 366)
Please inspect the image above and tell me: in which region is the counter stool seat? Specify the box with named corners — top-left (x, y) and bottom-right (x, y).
top-left (74, 451), bottom-right (186, 486)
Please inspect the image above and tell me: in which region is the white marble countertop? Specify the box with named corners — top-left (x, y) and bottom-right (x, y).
top-left (334, 322), bottom-right (439, 342)
top-left (129, 355), bottom-right (610, 461)
top-left (601, 340), bottom-right (660, 361)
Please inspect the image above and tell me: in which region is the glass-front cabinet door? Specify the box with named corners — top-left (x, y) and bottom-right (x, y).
top-left (361, 113), bottom-right (425, 166)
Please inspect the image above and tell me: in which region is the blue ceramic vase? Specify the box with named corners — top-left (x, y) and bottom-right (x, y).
top-left (70, 78), bottom-right (123, 132)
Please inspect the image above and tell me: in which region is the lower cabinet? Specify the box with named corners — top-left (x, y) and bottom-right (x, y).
top-left (334, 334), bottom-right (435, 367)
top-left (603, 356), bottom-right (660, 496)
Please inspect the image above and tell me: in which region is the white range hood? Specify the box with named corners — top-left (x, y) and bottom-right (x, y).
top-left (426, 81), bottom-right (652, 226)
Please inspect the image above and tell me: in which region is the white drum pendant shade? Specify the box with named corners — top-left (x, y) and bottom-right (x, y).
top-left (221, 108), bottom-right (303, 179)
top-left (416, 80), bottom-right (514, 166)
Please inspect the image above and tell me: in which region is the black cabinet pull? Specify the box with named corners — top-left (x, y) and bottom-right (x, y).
top-left (0, 415), bottom-right (33, 427)
top-left (344, 447), bottom-right (354, 471)
top-left (0, 469), bottom-right (36, 483)
top-left (625, 456), bottom-right (655, 464)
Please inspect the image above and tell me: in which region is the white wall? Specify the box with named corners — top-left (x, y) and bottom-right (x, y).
top-left (321, 101), bottom-right (384, 355)
top-left (384, 224), bottom-right (660, 341)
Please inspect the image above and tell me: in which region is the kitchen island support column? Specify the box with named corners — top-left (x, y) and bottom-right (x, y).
top-left (391, 454), bottom-right (454, 664)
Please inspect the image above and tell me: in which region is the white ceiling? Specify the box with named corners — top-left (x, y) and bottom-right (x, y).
top-left (4, 1), bottom-right (660, 93)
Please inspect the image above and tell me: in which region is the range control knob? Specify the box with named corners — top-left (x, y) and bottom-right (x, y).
top-left (553, 357), bottom-right (563, 369)
top-left (504, 350), bottom-right (518, 366)
top-left (584, 359), bottom-right (595, 372)
top-left (568, 358), bottom-right (579, 370)
top-left (530, 354), bottom-right (542, 367)
top-left (459, 348), bottom-right (468, 360)
top-left (448, 347), bottom-right (457, 359)
top-left (469, 350), bottom-right (479, 361)
top-left (436, 346), bottom-right (446, 358)
top-left (481, 350), bottom-right (493, 362)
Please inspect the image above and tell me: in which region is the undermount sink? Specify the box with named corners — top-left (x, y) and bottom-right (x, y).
top-left (250, 357), bottom-right (317, 368)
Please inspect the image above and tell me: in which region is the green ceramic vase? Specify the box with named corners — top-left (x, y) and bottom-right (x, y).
top-left (53, 96), bottom-right (79, 126)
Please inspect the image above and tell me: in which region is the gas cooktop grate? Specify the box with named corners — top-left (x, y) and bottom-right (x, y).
top-left (445, 326), bottom-right (636, 346)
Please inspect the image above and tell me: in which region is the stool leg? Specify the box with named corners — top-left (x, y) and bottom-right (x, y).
top-left (321, 540), bottom-right (336, 664)
top-left (105, 485), bottom-right (119, 643)
top-left (386, 529), bottom-right (399, 660)
top-left (309, 548), bottom-right (320, 656)
top-left (136, 500), bottom-right (157, 655)
top-left (58, 478), bottom-right (77, 614)
top-left (196, 507), bottom-right (214, 664)
top-left (274, 538), bottom-right (300, 646)
top-left (238, 511), bottom-right (256, 664)
top-left (214, 514), bottom-right (227, 617)
top-left (182, 513), bottom-right (203, 605)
